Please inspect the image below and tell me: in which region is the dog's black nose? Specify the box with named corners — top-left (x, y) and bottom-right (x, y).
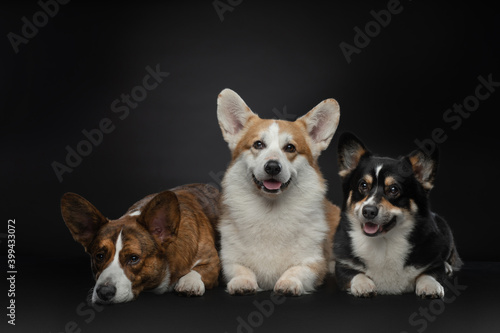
top-left (96, 285), bottom-right (116, 302)
top-left (362, 205), bottom-right (378, 220)
top-left (264, 160), bottom-right (281, 176)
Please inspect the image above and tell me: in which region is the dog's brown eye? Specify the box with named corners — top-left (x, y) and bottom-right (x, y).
top-left (95, 253), bottom-right (105, 262)
top-left (387, 185), bottom-right (400, 197)
top-left (358, 180), bottom-right (370, 194)
top-left (129, 255), bottom-right (140, 265)
top-left (284, 144), bottom-right (296, 153)
top-left (253, 141), bottom-right (265, 150)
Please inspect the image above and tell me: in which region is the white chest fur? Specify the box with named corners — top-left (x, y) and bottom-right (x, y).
top-left (348, 219), bottom-right (425, 294)
top-left (219, 160), bottom-right (329, 290)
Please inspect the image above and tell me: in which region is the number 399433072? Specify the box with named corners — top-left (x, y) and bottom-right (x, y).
top-left (7, 219), bottom-right (16, 270)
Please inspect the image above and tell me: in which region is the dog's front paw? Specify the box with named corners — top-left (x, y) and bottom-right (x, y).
top-left (350, 273), bottom-right (377, 297)
top-left (416, 275), bottom-right (444, 299)
top-left (175, 271), bottom-right (205, 296)
top-left (227, 276), bottom-right (259, 295)
top-left (445, 262), bottom-right (453, 277)
top-left (274, 277), bottom-right (305, 296)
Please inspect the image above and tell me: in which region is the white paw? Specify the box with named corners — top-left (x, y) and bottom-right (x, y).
top-left (175, 271), bottom-right (205, 296)
top-left (445, 262), bottom-right (453, 276)
top-left (349, 273), bottom-right (376, 297)
top-left (227, 276), bottom-right (259, 295)
top-left (416, 275), bottom-right (444, 299)
top-left (274, 277), bottom-right (305, 296)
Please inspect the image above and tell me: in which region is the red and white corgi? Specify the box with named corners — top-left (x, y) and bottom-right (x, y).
top-left (216, 89), bottom-right (341, 296)
top-left (61, 184), bottom-right (221, 303)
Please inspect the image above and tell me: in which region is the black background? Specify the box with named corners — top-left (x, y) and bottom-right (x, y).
top-left (2, 1), bottom-right (499, 332)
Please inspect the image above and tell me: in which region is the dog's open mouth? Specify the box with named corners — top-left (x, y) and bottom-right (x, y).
top-left (252, 174), bottom-right (291, 193)
top-left (362, 217), bottom-right (397, 237)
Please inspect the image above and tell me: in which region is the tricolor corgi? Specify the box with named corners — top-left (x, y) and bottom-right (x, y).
top-left (334, 133), bottom-right (462, 298)
top-left (216, 88), bottom-right (341, 296)
top-left (61, 184), bottom-right (221, 303)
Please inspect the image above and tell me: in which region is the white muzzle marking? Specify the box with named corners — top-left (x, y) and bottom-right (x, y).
top-left (92, 230), bottom-right (134, 303)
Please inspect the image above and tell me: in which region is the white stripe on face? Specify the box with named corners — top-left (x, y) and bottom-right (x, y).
top-left (252, 122), bottom-right (293, 184)
top-left (92, 230), bottom-right (134, 303)
top-left (262, 122), bottom-right (282, 158)
top-left (375, 164), bottom-right (383, 178)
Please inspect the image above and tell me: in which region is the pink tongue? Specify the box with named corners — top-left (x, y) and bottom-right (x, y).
top-left (263, 179), bottom-right (282, 190)
top-left (363, 222), bottom-right (380, 234)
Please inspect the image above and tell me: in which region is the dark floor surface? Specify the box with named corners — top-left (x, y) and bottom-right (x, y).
top-left (2, 258), bottom-right (499, 333)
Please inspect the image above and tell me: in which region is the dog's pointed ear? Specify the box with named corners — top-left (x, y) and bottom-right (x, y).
top-left (337, 132), bottom-right (369, 178)
top-left (298, 99), bottom-right (340, 157)
top-left (406, 147), bottom-right (439, 192)
top-left (61, 193), bottom-right (108, 252)
top-left (217, 88), bottom-right (257, 151)
top-left (138, 191), bottom-right (180, 245)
